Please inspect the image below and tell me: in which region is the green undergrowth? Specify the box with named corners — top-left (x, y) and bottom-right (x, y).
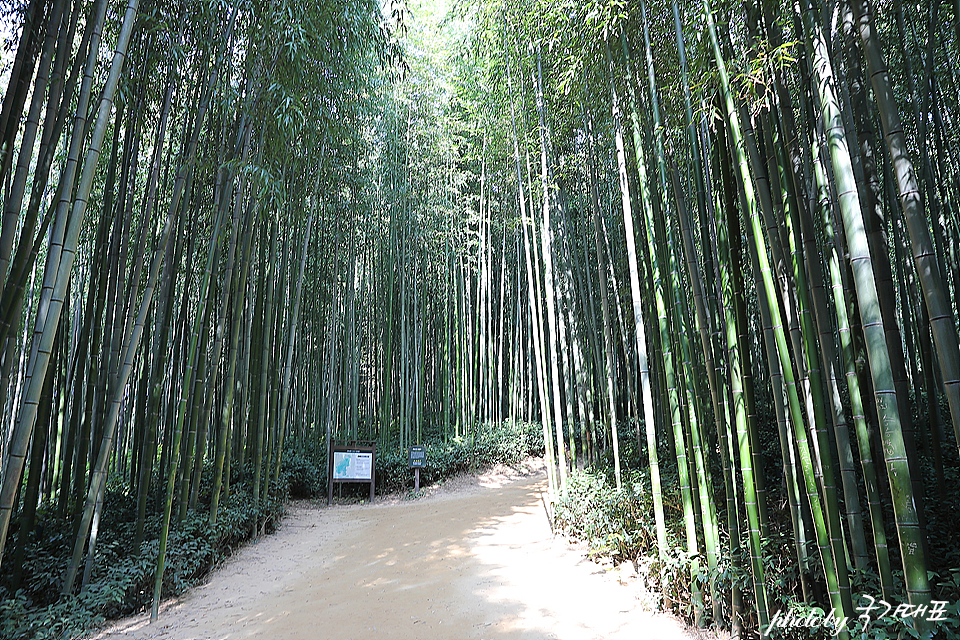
top-left (1, 466), bottom-right (286, 640)
top-left (553, 463), bottom-right (811, 633)
top-left (552, 463), bottom-right (706, 624)
top-left (374, 419), bottom-right (544, 495)
top-left (288, 419), bottom-right (545, 501)
top-left (553, 432), bottom-right (960, 640)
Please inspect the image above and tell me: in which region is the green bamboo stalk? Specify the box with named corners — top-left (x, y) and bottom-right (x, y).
top-left (622, 15), bottom-right (703, 619)
top-left (811, 132), bottom-right (895, 596)
top-left (709, 116), bottom-right (746, 636)
top-left (272, 214), bottom-right (313, 485)
top-left (0, 0), bottom-right (130, 571)
top-left (505, 44), bottom-right (557, 498)
top-left (852, 0), bottom-right (960, 460)
top-left (150, 13), bottom-right (235, 615)
top-left (603, 30), bottom-right (667, 560)
top-left (532, 44), bottom-right (570, 488)
top-left (801, 0), bottom-right (931, 624)
top-left (704, 0), bottom-right (854, 629)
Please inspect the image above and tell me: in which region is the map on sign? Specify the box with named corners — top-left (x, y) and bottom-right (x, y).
top-left (333, 451), bottom-right (373, 480)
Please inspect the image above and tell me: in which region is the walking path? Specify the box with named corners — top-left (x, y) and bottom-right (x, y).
top-left (94, 464), bottom-right (704, 640)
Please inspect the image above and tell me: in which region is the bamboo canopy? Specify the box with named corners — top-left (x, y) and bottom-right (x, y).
top-left (0, 0), bottom-right (959, 637)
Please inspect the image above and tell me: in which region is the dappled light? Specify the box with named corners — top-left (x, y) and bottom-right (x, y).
top-left (94, 473), bottom-right (694, 640)
top-left (0, 0), bottom-right (959, 638)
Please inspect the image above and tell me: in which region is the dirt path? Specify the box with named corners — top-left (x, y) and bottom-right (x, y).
top-left (94, 465), bottom-right (702, 640)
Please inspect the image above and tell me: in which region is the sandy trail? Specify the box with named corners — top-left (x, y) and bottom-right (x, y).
top-left (94, 465), bottom-right (700, 640)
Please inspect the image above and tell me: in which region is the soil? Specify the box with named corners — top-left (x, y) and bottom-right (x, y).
top-left (92, 461), bottom-right (713, 640)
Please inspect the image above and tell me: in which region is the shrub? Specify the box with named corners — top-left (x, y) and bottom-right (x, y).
top-left (553, 468), bottom-right (658, 565)
top-left (552, 467), bottom-right (701, 622)
top-left (279, 451), bottom-right (324, 498)
top-left (0, 485), bottom-right (284, 640)
top-left (371, 420), bottom-right (543, 496)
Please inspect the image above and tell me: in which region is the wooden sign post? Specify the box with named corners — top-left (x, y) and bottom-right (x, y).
top-left (328, 440), bottom-right (376, 505)
top-left (408, 445), bottom-right (425, 491)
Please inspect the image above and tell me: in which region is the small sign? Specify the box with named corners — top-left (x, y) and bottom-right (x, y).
top-left (408, 445), bottom-right (426, 468)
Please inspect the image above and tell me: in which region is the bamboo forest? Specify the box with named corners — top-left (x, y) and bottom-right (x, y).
top-left (0, 0), bottom-right (960, 637)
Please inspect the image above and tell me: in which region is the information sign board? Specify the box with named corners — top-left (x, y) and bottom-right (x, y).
top-left (327, 440), bottom-right (376, 504)
top-left (408, 445), bottom-right (426, 469)
top-left (333, 451), bottom-right (373, 480)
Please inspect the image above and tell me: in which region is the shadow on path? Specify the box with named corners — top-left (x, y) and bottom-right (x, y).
top-left (93, 472), bottom-right (697, 640)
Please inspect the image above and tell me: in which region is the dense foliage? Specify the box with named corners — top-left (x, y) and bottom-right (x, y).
top-left (0, 483), bottom-right (283, 640)
top-left (557, 455), bottom-right (960, 639)
top-left (0, 0), bottom-right (958, 637)
top-left (373, 419), bottom-right (545, 494)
